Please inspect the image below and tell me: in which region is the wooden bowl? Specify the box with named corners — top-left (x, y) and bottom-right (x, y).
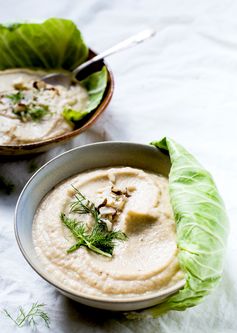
top-left (0, 50), bottom-right (114, 157)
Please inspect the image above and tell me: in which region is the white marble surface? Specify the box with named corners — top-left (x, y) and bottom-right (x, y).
top-left (0, 0), bottom-right (237, 332)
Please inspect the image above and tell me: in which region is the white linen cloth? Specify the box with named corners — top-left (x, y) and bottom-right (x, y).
top-left (0, 0), bottom-right (236, 332)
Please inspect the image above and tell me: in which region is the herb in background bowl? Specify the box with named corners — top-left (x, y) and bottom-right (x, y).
top-left (0, 18), bottom-right (113, 156)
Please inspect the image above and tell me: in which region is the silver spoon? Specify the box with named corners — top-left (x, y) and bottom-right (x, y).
top-left (42, 28), bottom-right (156, 88)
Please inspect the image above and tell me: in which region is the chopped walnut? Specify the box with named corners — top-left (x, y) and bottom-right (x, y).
top-left (99, 206), bottom-right (117, 216)
top-left (13, 80), bottom-right (28, 90)
top-left (111, 186), bottom-right (132, 198)
top-left (14, 103), bottom-right (27, 112)
top-left (97, 198), bottom-right (107, 210)
top-left (33, 80), bottom-right (47, 90)
top-left (95, 184), bottom-right (134, 225)
top-left (100, 218), bottom-right (113, 231)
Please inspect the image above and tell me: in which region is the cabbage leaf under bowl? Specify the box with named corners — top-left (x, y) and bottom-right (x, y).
top-left (128, 137), bottom-right (229, 318)
top-left (0, 18), bottom-right (108, 125)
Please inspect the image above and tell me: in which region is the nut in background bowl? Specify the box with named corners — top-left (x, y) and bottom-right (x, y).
top-left (0, 50), bottom-right (114, 157)
top-left (14, 142), bottom-right (185, 311)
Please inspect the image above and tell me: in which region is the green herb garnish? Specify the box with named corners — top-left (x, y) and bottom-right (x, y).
top-left (4, 89), bottom-right (50, 122)
top-left (6, 91), bottom-right (24, 104)
top-left (13, 105), bottom-right (49, 122)
top-left (27, 106), bottom-right (49, 121)
top-left (70, 187), bottom-right (101, 221)
top-left (61, 187), bottom-right (127, 257)
top-left (3, 302), bottom-right (50, 329)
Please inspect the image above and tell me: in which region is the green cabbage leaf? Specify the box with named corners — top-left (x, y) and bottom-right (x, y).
top-left (0, 18), bottom-right (107, 124)
top-left (0, 18), bottom-right (88, 70)
top-left (80, 66), bottom-right (108, 113)
top-left (128, 137), bottom-right (229, 318)
top-left (62, 66), bottom-right (108, 123)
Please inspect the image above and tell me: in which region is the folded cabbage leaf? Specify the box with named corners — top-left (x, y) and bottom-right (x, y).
top-left (128, 137), bottom-right (229, 318)
top-left (62, 66), bottom-right (108, 123)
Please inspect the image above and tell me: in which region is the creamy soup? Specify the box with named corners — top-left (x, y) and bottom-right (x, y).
top-left (0, 69), bottom-right (88, 145)
top-left (32, 167), bottom-right (184, 299)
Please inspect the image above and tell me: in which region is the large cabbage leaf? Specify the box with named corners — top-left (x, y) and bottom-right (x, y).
top-left (0, 18), bottom-right (88, 70)
top-left (128, 137), bottom-right (228, 318)
top-left (0, 18), bottom-right (108, 124)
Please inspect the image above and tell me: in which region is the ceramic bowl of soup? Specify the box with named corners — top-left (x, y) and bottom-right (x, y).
top-left (15, 142), bottom-right (185, 311)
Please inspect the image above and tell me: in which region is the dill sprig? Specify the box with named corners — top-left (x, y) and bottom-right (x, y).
top-left (61, 214), bottom-right (127, 257)
top-left (6, 91), bottom-right (24, 104)
top-left (3, 90), bottom-right (49, 122)
top-left (61, 187), bottom-right (127, 257)
top-left (12, 105), bottom-right (49, 122)
top-left (70, 186), bottom-right (101, 223)
top-left (3, 302), bottom-right (50, 329)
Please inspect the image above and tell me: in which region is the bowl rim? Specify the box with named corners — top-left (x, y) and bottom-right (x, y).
top-left (0, 50), bottom-right (114, 152)
top-left (14, 141), bottom-right (185, 304)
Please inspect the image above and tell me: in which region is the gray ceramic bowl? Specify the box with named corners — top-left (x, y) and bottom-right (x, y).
top-left (15, 142), bottom-right (185, 311)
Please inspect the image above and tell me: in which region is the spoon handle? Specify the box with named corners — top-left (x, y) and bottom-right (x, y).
top-left (73, 28), bottom-right (156, 76)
